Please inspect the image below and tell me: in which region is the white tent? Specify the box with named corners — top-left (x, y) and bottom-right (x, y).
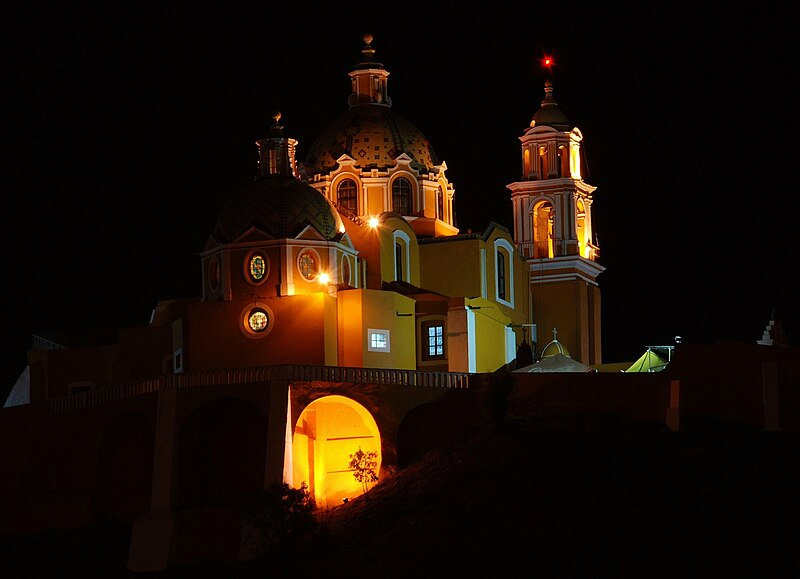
top-left (513, 353), bottom-right (596, 373)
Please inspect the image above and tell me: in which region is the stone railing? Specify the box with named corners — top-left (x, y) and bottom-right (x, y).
top-left (49, 365), bottom-right (471, 413)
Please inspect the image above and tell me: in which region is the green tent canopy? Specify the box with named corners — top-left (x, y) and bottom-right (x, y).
top-left (624, 347), bottom-right (671, 373)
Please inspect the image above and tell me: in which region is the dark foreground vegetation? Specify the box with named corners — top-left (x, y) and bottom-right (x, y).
top-left (4, 414), bottom-right (800, 578)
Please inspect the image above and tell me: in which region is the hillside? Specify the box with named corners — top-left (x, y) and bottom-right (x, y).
top-left (4, 413), bottom-right (799, 578)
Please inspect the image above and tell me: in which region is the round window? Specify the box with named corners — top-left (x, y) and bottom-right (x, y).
top-left (247, 308), bottom-right (269, 332)
top-left (298, 249), bottom-right (319, 281)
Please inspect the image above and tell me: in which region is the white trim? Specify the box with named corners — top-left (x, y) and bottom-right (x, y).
top-left (467, 309), bottom-right (476, 373)
top-left (505, 326), bottom-right (516, 364)
top-left (493, 237), bottom-right (515, 308)
top-left (392, 229), bottom-right (412, 282)
top-left (480, 248), bottom-right (487, 298)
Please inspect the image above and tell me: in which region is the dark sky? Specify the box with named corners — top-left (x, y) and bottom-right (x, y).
top-left (2, 4), bottom-right (797, 391)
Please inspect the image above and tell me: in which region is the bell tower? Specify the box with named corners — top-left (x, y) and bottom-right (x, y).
top-left (507, 79), bottom-right (605, 365)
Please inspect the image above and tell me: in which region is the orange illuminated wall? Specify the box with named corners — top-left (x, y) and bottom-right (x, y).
top-left (183, 294), bottom-right (334, 371)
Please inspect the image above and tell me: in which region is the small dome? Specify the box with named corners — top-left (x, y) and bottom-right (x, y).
top-left (540, 328), bottom-right (570, 359)
top-left (212, 175), bottom-right (344, 243)
top-left (540, 339), bottom-right (570, 358)
top-left (302, 104), bottom-right (438, 176)
top-left (531, 79), bottom-right (571, 131)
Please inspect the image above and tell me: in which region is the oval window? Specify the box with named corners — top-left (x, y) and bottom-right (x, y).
top-left (249, 254), bottom-right (267, 281)
top-left (208, 256), bottom-right (220, 291)
top-left (298, 250), bottom-right (319, 281)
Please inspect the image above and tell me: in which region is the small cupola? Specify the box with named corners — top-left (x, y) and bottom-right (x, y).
top-left (256, 111), bottom-right (299, 178)
top-left (530, 80), bottom-right (571, 131)
top-left (348, 34), bottom-right (391, 107)
top-left (540, 328), bottom-right (571, 359)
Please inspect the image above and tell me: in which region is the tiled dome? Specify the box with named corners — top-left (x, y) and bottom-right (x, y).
top-left (302, 104), bottom-right (438, 176)
top-left (212, 175), bottom-right (344, 243)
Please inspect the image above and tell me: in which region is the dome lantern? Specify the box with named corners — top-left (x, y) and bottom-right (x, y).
top-left (256, 111), bottom-right (299, 178)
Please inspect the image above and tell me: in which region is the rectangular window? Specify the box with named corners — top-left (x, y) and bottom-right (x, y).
top-left (422, 322), bottom-right (445, 360)
top-left (368, 329), bottom-right (390, 352)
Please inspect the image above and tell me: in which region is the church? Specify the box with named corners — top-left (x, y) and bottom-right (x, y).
top-left (7, 33), bottom-right (606, 406)
top-left (0, 34), bottom-right (635, 571)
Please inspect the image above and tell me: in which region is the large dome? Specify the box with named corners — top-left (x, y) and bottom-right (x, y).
top-left (302, 104), bottom-right (439, 176)
top-left (212, 175), bottom-right (344, 244)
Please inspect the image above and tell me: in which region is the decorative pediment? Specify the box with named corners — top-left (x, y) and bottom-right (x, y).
top-left (295, 225), bottom-right (328, 241)
top-left (228, 226), bottom-right (275, 244)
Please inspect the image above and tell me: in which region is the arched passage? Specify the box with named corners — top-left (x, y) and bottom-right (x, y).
top-left (176, 397), bottom-right (267, 509)
top-left (291, 395), bottom-right (381, 508)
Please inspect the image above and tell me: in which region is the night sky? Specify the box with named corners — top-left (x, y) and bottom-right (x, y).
top-left (3, 4), bottom-right (797, 393)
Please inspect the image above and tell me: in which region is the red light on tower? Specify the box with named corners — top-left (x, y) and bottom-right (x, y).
top-left (542, 54), bottom-right (555, 71)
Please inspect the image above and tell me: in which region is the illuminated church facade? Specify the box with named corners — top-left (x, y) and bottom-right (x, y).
top-left (1, 34), bottom-right (613, 571)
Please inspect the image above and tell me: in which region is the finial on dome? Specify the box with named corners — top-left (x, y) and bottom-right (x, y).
top-left (361, 33), bottom-right (376, 60)
top-left (268, 110), bottom-right (284, 137)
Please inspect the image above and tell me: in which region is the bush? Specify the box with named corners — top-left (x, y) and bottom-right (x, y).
top-left (244, 481), bottom-right (317, 558)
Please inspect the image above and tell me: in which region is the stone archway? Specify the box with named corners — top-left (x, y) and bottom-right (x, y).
top-left (176, 397), bottom-right (267, 509)
top-left (290, 395), bottom-right (381, 508)
top-left (97, 412), bottom-right (154, 522)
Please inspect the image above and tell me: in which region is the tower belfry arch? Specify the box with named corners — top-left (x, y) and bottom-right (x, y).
top-left (507, 78), bottom-right (605, 365)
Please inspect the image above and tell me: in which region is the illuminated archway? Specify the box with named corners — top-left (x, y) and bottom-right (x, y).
top-left (291, 395), bottom-right (382, 508)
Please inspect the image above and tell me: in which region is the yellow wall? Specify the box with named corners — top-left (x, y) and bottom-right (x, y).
top-left (367, 185), bottom-right (383, 216)
top-left (419, 239), bottom-right (482, 298)
top-left (474, 311), bottom-right (508, 373)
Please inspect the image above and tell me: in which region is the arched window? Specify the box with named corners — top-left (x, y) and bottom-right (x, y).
top-left (576, 199), bottom-right (588, 258)
top-left (493, 238), bottom-right (515, 308)
top-left (392, 177), bottom-right (412, 215)
top-left (524, 148), bottom-right (531, 177)
top-left (532, 201), bottom-right (554, 259)
top-left (337, 179), bottom-right (358, 214)
top-left (538, 146), bottom-right (548, 180)
top-left (436, 187), bottom-right (444, 220)
top-left (395, 243), bottom-right (403, 281)
top-left (497, 250), bottom-right (507, 301)
top-left (392, 230), bottom-right (411, 283)
top-left (558, 145), bottom-right (569, 177)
